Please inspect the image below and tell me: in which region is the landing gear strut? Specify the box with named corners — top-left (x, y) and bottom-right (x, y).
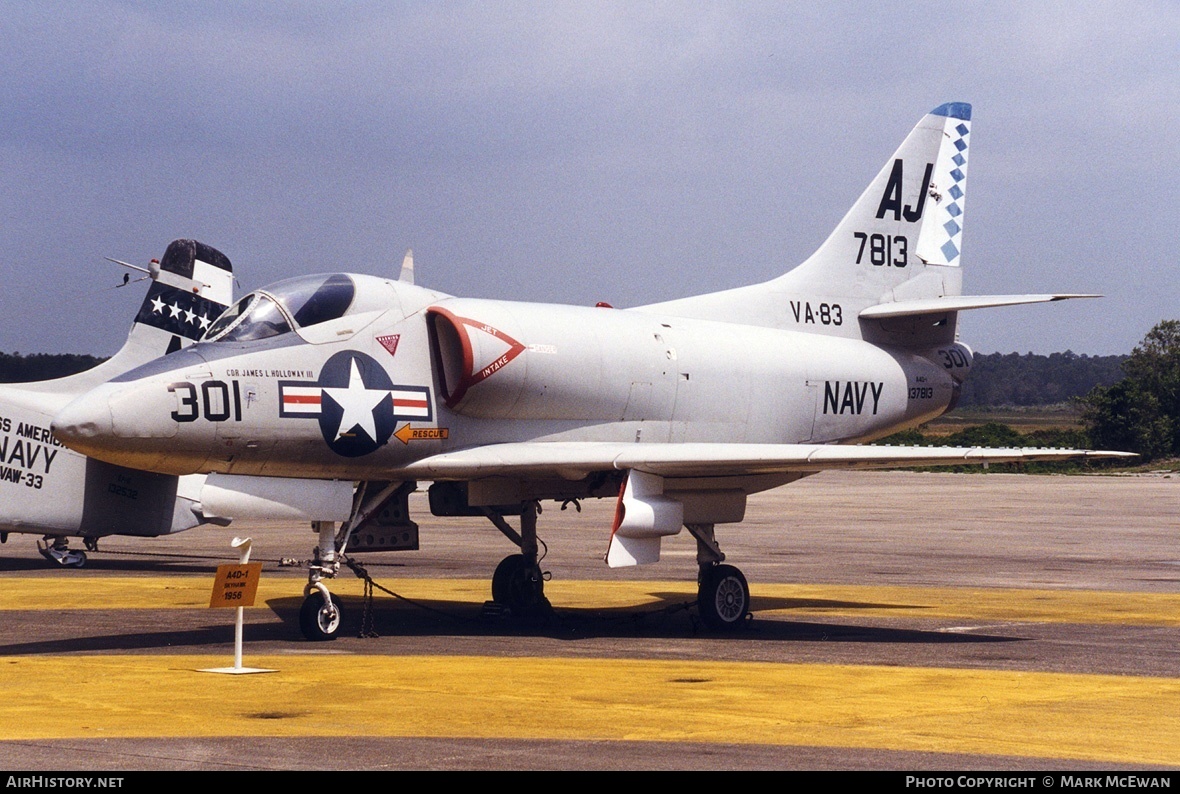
top-left (37, 536), bottom-right (86, 568)
top-left (484, 501), bottom-right (550, 617)
top-left (688, 523), bottom-right (750, 630)
top-left (296, 481), bottom-right (419, 641)
top-left (300, 520), bottom-right (346, 641)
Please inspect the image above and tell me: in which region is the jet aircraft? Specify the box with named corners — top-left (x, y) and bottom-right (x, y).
top-left (54, 104), bottom-right (1130, 637)
top-left (0, 240), bottom-right (355, 566)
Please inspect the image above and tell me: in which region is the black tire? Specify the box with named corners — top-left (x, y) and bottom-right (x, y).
top-left (698, 564), bottom-right (750, 631)
top-left (491, 554), bottom-right (547, 616)
top-left (299, 591), bottom-right (342, 641)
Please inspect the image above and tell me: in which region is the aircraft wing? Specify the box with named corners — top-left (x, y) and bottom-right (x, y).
top-left (401, 441), bottom-right (1133, 481)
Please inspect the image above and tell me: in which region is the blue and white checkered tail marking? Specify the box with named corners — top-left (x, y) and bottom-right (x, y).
top-left (916, 104), bottom-right (970, 267)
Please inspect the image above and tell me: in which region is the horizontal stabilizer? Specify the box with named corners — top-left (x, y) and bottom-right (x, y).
top-left (404, 441), bottom-right (1134, 482)
top-left (860, 294), bottom-right (1100, 320)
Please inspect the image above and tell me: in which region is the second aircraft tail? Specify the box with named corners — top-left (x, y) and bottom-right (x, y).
top-left (16, 239), bottom-right (234, 398)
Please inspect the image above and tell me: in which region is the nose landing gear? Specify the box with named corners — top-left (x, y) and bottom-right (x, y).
top-left (299, 586), bottom-right (342, 641)
top-left (300, 520), bottom-right (346, 641)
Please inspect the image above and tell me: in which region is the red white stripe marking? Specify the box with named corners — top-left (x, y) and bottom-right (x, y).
top-left (281, 386), bottom-right (322, 415)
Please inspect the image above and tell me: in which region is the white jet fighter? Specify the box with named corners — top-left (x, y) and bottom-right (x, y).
top-left (0, 240), bottom-right (356, 567)
top-left (54, 104), bottom-right (1130, 636)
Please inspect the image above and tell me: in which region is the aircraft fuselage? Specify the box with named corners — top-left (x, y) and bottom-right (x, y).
top-left (53, 284), bottom-right (970, 482)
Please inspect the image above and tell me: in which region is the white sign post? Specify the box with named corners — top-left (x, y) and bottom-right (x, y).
top-left (199, 537), bottom-right (277, 675)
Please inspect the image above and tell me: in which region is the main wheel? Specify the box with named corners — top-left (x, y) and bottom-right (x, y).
top-left (299, 591), bottom-right (342, 641)
top-left (698, 564), bottom-right (750, 631)
top-left (491, 554), bottom-right (547, 616)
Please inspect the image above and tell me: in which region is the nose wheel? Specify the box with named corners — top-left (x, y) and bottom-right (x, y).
top-left (300, 590), bottom-right (342, 641)
top-left (697, 563), bottom-right (749, 630)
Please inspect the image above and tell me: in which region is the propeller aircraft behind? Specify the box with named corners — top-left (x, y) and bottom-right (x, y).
top-left (0, 240), bottom-right (355, 566)
top-left (53, 104), bottom-right (1130, 636)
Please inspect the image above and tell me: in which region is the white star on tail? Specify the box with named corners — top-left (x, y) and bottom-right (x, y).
top-left (321, 359), bottom-right (388, 442)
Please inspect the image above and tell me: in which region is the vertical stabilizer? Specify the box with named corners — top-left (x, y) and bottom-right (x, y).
top-left (18, 239), bottom-right (234, 397)
top-left (131, 239), bottom-right (234, 353)
top-left (636, 103), bottom-right (973, 331)
top-left (787, 102), bottom-right (971, 296)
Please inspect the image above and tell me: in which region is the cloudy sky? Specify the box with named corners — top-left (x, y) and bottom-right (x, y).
top-left (2, 2), bottom-right (1176, 357)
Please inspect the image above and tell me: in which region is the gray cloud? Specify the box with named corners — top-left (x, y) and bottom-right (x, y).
top-left (1, 1), bottom-right (1177, 356)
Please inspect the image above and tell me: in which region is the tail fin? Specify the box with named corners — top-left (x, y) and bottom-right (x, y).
top-left (636, 103), bottom-right (972, 325)
top-left (636, 104), bottom-right (1098, 349)
top-left (130, 239), bottom-right (234, 355)
top-left (20, 239), bottom-right (234, 396)
top-left (787, 102), bottom-right (971, 299)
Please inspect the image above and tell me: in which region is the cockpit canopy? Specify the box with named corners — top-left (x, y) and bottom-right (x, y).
top-left (203, 273), bottom-right (392, 343)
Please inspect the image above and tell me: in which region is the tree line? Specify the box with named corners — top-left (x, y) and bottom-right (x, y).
top-left (0, 352), bottom-right (106, 383)
top-left (1083, 320), bottom-right (1180, 460)
top-left (958, 351), bottom-right (1126, 407)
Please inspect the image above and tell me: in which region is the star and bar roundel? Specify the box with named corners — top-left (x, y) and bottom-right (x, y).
top-left (278, 350), bottom-right (432, 457)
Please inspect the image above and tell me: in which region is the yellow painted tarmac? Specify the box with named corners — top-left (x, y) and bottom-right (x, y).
top-left (0, 654), bottom-right (1177, 766)
top-left (5, 576), bottom-right (1180, 626)
top-left (3, 575), bottom-right (1179, 765)
top-left (2, 472), bottom-right (1179, 769)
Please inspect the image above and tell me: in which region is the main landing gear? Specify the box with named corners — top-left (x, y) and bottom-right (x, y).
top-left (37, 536), bottom-right (87, 568)
top-left (484, 501), bottom-right (550, 617)
top-left (688, 523), bottom-right (750, 631)
top-left (484, 509), bottom-right (749, 629)
top-left (698, 564), bottom-right (750, 630)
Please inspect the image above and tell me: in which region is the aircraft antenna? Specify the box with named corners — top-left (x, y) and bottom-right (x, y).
top-left (105, 256), bottom-right (151, 275)
top-left (399, 249), bottom-right (415, 284)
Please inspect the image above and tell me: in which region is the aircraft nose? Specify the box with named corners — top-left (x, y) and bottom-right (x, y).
top-left (53, 380), bottom-right (208, 474)
top-left (52, 391), bottom-right (114, 456)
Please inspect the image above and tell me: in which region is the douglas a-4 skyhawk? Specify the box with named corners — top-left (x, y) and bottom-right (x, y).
top-left (53, 104), bottom-right (1130, 638)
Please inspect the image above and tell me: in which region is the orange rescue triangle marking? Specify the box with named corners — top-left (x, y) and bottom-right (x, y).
top-left (394, 423), bottom-right (450, 445)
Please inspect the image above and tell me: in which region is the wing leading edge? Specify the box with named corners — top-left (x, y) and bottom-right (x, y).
top-left (402, 441), bottom-right (1133, 481)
